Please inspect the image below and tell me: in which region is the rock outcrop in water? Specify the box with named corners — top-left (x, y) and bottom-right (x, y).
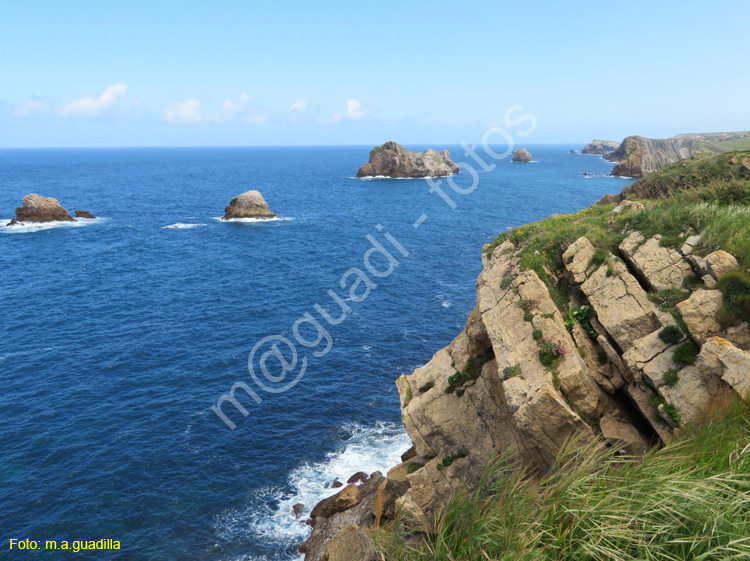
top-left (7, 194), bottom-right (75, 226)
top-left (606, 136), bottom-right (707, 177)
top-left (356, 141), bottom-right (459, 178)
top-left (222, 190), bottom-right (276, 220)
top-left (512, 148), bottom-right (532, 162)
top-left (300, 156), bottom-right (750, 561)
top-left (582, 139), bottom-right (620, 155)
top-left (74, 210), bottom-right (96, 219)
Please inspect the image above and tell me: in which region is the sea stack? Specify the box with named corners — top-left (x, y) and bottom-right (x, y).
top-left (512, 148), bottom-right (532, 162)
top-left (75, 210), bottom-right (97, 219)
top-left (356, 141), bottom-right (460, 178)
top-left (222, 190), bottom-right (276, 220)
top-left (7, 194), bottom-right (75, 226)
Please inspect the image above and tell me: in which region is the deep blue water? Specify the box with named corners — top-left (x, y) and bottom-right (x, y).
top-left (0, 146), bottom-right (632, 560)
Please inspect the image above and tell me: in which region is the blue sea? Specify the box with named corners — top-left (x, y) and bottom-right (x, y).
top-left (0, 146), bottom-right (633, 560)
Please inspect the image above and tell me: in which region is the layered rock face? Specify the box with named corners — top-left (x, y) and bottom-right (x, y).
top-left (582, 139), bottom-right (620, 155)
top-left (222, 190), bottom-right (276, 220)
top-left (7, 194), bottom-right (75, 226)
top-left (356, 141), bottom-right (459, 178)
top-left (302, 220), bottom-right (750, 560)
top-left (512, 148), bottom-right (532, 162)
top-left (606, 136), bottom-right (706, 177)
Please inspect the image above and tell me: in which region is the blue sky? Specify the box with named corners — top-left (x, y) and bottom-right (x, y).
top-left (1, 0), bottom-right (748, 147)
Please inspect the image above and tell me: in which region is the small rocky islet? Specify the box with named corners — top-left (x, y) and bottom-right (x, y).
top-left (6, 194), bottom-right (96, 227)
top-left (222, 190), bottom-right (277, 220)
top-left (356, 141), bottom-right (459, 178)
top-left (512, 147), bottom-right (533, 162)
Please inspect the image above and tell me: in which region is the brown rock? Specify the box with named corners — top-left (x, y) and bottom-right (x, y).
top-left (400, 445), bottom-right (417, 463)
top-left (677, 289), bottom-right (724, 344)
top-left (222, 190), bottom-right (276, 220)
top-left (8, 194), bottom-right (74, 225)
top-left (310, 484), bottom-right (361, 519)
top-left (512, 148), bottom-right (532, 162)
top-left (356, 141), bottom-right (459, 178)
top-left (330, 478), bottom-right (343, 489)
top-left (347, 472), bottom-right (368, 485)
top-left (292, 503), bottom-right (304, 518)
top-left (323, 524), bottom-right (375, 561)
top-left (74, 210), bottom-right (96, 219)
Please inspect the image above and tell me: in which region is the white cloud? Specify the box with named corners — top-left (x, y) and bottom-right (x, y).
top-left (13, 100), bottom-right (48, 117)
top-left (208, 93), bottom-right (252, 122)
top-left (164, 98), bottom-right (203, 123)
top-left (60, 84), bottom-right (128, 117)
top-left (288, 100), bottom-right (307, 113)
top-left (318, 98), bottom-right (370, 125)
top-left (345, 98), bottom-right (368, 120)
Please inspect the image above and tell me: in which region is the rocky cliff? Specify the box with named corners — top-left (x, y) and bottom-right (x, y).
top-left (581, 139), bottom-right (620, 155)
top-left (301, 153), bottom-right (750, 561)
top-left (606, 135), bottom-right (709, 177)
top-left (356, 141), bottom-right (459, 178)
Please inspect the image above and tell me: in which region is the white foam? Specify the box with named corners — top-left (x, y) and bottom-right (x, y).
top-left (213, 422), bottom-right (410, 559)
top-left (162, 222), bottom-right (207, 229)
top-left (213, 216), bottom-right (290, 223)
top-left (1, 217), bottom-right (105, 234)
top-left (356, 173), bottom-right (456, 180)
top-left (442, 300), bottom-right (452, 308)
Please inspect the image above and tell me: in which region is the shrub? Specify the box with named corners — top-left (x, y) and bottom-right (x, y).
top-left (658, 325), bottom-right (683, 345)
top-left (504, 365), bottom-right (522, 379)
top-left (406, 462), bottom-right (424, 474)
top-left (590, 248), bottom-right (608, 268)
top-left (717, 270), bottom-right (750, 326)
top-left (673, 342), bottom-right (700, 367)
top-left (663, 368), bottom-right (680, 387)
top-left (532, 329), bottom-right (543, 341)
top-left (538, 338), bottom-right (566, 366)
top-left (500, 273), bottom-right (514, 289)
top-left (518, 299), bottom-right (537, 322)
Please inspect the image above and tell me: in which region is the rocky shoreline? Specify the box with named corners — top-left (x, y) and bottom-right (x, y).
top-left (299, 152), bottom-right (750, 561)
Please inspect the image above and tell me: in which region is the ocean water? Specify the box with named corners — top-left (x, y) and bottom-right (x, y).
top-left (0, 146), bottom-right (632, 560)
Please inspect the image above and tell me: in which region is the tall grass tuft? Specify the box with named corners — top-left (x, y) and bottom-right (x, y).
top-left (378, 395), bottom-right (750, 561)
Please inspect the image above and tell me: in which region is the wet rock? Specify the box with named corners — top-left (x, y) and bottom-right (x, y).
top-left (310, 484), bottom-right (361, 519)
top-left (8, 194), bottom-right (74, 225)
top-left (293, 503), bottom-right (304, 518)
top-left (74, 210), bottom-right (96, 219)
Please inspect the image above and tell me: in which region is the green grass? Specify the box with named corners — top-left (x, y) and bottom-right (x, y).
top-left (717, 270), bottom-right (750, 327)
top-left (378, 395), bottom-right (750, 561)
top-left (446, 350), bottom-right (495, 393)
top-left (673, 341), bottom-right (700, 367)
top-left (503, 365), bottom-right (522, 379)
top-left (663, 368), bottom-right (680, 387)
top-left (658, 325), bottom-right (683, 345)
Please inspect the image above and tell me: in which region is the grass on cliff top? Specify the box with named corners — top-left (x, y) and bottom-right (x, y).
top-left (378, 394), bottom-right (750, 561)
top-left (485, 151), bottom-right (750, 312)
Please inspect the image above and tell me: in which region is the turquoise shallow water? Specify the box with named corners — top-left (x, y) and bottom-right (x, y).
top-left (0, 145), bottom-right (632, 559)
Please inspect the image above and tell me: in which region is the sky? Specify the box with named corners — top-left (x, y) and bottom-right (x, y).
top-left (1, 0), bottom-right (749, 147)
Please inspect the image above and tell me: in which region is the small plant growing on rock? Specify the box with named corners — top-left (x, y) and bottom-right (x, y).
top-left (404, 386), bottom-right (413, 405)
top-left (518, 299), bottom-right (538, 322)
top-left (658, 325), bottom-right (683, 345)
top-left (406, 462), bottom-right (424, 474)
top-left (673, 342), bottom-right (700, 367)
top-left (500, 273), bottom-right (515, 290)
top-left (504, 365), bottom-right (522, 379)
top-left (663, 368), bottom-right (680, 387)
top-left (538, 338), bottom-right (567, 366)
top-left (717, 270), bottom-right (750, 326)
top-left (532, 329), bottom-right (543, 341)
top-left (590, 248), bottom-right (608, 268)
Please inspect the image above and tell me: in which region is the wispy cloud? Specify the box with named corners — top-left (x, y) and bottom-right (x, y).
top-left (13, 100), bottom-right (48, 117)
top-left (164, 99), bottom-right (203, 123)
top-left (60, 84), bottom-right (128, 117)
top-left (288, 100), bottom-right (307, 113)
top-left (208, 93), bottom-right (252, 122)
top-left (318, 98), bottom-right (370, 125)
